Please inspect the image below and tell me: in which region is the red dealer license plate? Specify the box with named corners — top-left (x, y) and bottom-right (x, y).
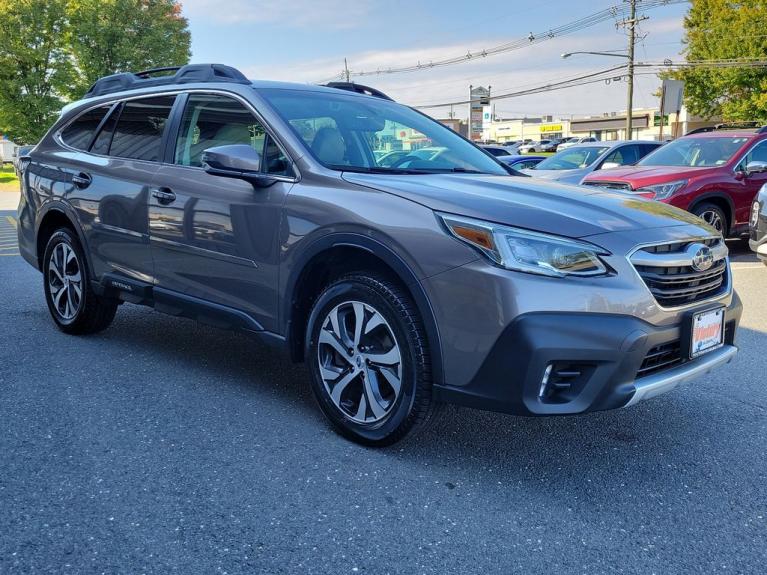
top-left (690, 307), bottom-right (724, 359)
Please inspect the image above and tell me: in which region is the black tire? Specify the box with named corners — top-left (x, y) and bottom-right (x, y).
top-left (306, 273), bottom-right (436, 446)
top-left (42, 228), bottom-right (118, 335)
top-left (692, 202), bottom-right (728, 236)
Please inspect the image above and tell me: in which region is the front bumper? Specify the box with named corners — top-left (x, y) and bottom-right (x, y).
top-left (433, 292), bottom-right (742, 416)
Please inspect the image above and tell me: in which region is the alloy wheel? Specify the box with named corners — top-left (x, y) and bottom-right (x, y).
top-left (48, 242), bottom-right (82, 320)
top-left (701, 209), bottom-right (724, 233)
top-left (317, 301), bottom-right (402, 424)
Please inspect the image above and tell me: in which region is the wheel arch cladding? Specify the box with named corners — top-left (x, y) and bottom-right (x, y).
top-left (35, 207), bottom-right (83, 270)
top-left (284, 234), bottom-right (444, 386)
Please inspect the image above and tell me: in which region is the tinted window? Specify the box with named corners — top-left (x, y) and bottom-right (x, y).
top-left (484, 147), bottom-right (509, 157)
top-left (109, 96), bottom-right (175, 161)
top-left (60, 105), bottom-right (111, 151)
top-left (602, 145), bottom-right (638, 167)
top-left (91, 104), bottom-right (120, 155)
top-left (639, 143), bottom-right (660, 157)
top-left (175, 94), bottom-right (291, 175)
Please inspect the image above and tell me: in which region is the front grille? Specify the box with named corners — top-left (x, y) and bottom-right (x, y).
top-left (637, 341), bottom-right (683, 378)
top-left (582, 181), bottom-right (633, 191)
top-left (630, 238), bottom-right (729, 307)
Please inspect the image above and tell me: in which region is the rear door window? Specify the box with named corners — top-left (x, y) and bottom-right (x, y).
top-left (109, 95), bottom-right (176, 162)
top-left (60, 105), bottom-right (112, 151)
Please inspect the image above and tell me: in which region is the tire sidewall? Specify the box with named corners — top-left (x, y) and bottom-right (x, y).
top-left (43, 229), bottom-right (90, 329)
top-left (306, 278), bottom-right (420, 444)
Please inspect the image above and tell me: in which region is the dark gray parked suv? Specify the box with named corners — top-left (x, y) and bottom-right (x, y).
top-left (17, 64), bottom-right (741, 445)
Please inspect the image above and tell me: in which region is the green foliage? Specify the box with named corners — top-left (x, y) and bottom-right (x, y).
top-left (67, 0), bottom-right (191, 99)
top-left (675, 0), bottom-right (767, 122)
top-left (0, 0), bottom-right (73, 143)
top-left (0, 0), bottom-right (191, 143)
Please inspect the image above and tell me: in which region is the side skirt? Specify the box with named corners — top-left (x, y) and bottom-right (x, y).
top-left (95, 272), bottom-right (287, 350)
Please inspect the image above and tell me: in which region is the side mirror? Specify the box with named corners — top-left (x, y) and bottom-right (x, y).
top-left (601, 161), bottom-right (621, 170)
top-left (202, 144), bottom-right (275, 187)
top-left (745, 161), bottom-right (767, 176)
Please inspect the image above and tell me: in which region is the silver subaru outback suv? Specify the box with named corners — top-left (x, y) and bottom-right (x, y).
top-left (17, 64), bottom-right (740, 445)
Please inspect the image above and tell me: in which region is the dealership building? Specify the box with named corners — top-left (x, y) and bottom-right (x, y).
top-left (473, 106), bottom-right (718, 143)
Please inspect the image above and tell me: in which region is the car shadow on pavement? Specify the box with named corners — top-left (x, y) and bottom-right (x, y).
top-left (82, 301), bottom-right (766, 486)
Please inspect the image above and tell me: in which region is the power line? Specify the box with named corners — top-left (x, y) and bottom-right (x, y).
top-left (411, 58), bottom-right (767, 109)
top-left (318, 0), bottom-right (688, 82)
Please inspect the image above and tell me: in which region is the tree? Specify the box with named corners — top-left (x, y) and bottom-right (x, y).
top-left (67, 0), bottom-right (191, 99)
top-left (0, 0), bottom-right (191, 143)
top-left (674, 0), bottom-right (767, 122)
top-left (0, 0), bottom-right (73, 143)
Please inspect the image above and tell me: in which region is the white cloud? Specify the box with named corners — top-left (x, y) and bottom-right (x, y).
top-left (244, 30), bottom-right (680, 118)
top-left (182, 0), bottom-right (372, 28)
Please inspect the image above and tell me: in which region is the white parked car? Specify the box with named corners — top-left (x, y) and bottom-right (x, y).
top-left (519, 139), bottom-right (555, 153)
top-left (556, 137), bottom-right (597, 151)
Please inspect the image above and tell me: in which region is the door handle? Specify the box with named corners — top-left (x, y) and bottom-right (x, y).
top-left (71, 172), bottom-right (92, 189)
top-left (151, 187), bottom-right (176, 204)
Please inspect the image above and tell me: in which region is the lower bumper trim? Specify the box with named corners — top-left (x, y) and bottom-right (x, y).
top-left (623, 344), bottom-right (737, 407)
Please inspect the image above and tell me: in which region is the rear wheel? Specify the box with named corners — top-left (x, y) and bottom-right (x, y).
top-left (306, 273), bottom-right (436, 446)
top-left (692, 203), bottom-right (728, 236)
top-left (43, 228), bottom-right (118, 334)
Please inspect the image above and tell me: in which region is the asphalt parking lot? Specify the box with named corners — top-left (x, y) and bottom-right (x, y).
top-left (1, 203), bottom-right (765, 575)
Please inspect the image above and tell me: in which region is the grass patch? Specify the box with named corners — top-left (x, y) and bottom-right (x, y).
top-left (0, 164), bottom-right (19, 192)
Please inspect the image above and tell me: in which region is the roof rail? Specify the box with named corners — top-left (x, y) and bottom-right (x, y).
top-left (322, 82), bottom-right (394, 101)
top-left (84, 63), bottom-right (250, 98)
top-left (686, 121), bottom-right (762, 135)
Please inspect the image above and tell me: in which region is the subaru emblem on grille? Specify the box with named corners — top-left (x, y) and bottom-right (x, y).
top-left (691, 245), bottom-right (714, 272)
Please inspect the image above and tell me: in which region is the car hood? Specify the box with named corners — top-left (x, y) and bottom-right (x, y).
top-left (583, 165), bottom-right (716, 186)
top-left (521, 168), bottom-right (588, 183)
top-left (341, 172), bottom-right (705, 238)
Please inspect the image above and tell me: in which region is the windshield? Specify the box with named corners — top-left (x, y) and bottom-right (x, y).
top-left (638, 136), bottom-right (748, 167)
top-left (533, 146), bottom-right (610, 170)
top-left (259, 88), bottom-right (507, 175)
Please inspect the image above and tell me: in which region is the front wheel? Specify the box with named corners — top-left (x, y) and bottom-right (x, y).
top-left (306, 274), bottom-right (436, 446)
top-left (43, 228), bottom-right (118, 334)
top-left (692, 203), bottom-right (728, 236)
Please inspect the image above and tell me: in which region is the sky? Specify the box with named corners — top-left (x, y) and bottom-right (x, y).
top-left (180, 0), bottom-right (689, 120)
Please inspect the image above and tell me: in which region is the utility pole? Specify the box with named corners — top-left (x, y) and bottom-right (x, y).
top-left (344, 58), bottom-right (351, 83)
top-left (618, 0), bottom-right (646, 140)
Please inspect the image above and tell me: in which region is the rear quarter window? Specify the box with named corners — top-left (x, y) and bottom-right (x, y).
top-left (59, 105), bottom-right (112, 151)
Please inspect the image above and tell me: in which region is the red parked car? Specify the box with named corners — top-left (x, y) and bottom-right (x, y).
top-left (582, 127), bottom-right (767, 237)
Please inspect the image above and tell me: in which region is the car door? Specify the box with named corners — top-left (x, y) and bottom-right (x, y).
top-left (38, 96), bottom-right (175, 282)
top-left (147, 92), bottom-right (296, 332)
top-left (731, 140), bottom-right (767, 226)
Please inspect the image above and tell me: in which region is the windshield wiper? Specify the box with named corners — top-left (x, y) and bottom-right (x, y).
top-left (331, 165), bottom-right (432, 175)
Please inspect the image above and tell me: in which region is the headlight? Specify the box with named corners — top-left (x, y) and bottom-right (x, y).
top-left (440, 214), bottom-right (610, 277)
top-left (635, 179), bottom-right (688, 200)
top-left (752, 200), bottom-right (761, 228)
